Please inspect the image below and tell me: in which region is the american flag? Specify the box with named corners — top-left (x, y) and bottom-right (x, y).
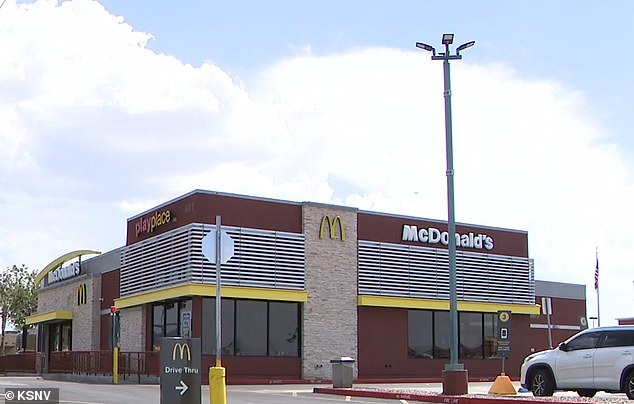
top-left (594, 255), bottom-right (599, 291)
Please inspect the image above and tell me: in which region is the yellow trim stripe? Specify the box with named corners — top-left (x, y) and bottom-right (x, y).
top-left (35, 250), bottom-right (101, 284)
top-left (357, 295), bottom-right (540, 315)
top-left (26, 310), bottom-right (73, 325)
top-left (115, 283), bottom-right (308, 309)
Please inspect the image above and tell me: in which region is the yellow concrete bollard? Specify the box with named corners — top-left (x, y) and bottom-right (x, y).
top-left (112, 346), bottom-right (119, 385)
top-left (209, 366), bottom-right (227, 404)
top-left (488, 373), bottom-right (517, 395)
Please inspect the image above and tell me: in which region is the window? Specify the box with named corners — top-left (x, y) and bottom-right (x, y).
top-left (152, 305), bottom-right (164, 351)
top-left (49, 321), bottom-right (72, 352)
top-left (61, 323), bottom-right (72, 351)
top-left (483, 313), bottom-right (498, 358)
top-left (165, 302), bottom-right (178, 337)
top-left (408, 310), bottom-right (501, 359)
top-left (434, 311), bottom-right (450, 359)
top-left (151, 299), bottom-right (192, 350)
top-left (201, 298), bottom-right (235, 356)
top-left (49, 324), bottom-right (60, 352)
top-left (236, 300), bottom-right (267, 355)
top-left (600, 331), bottom-right (634, 348)
top-left (408, 310), bottom-right (433, 358)
top-left (459, 312), bottom-right (483, 359)
top-left (566, 332), bottom-right (600, 351)
top-left (202, 298), bottom-right (301, 357)
top-left (268, 302), bottom-right (299, 356)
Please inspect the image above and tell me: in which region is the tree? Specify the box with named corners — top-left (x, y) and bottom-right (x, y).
top-left (0, 265), bottom-right (38, 354)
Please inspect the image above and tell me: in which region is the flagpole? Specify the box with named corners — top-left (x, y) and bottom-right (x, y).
top-left (594, 247), bottom-right (601, 327)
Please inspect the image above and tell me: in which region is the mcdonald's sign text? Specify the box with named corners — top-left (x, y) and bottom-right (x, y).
top-left (319, 215), bottom-right (345, 241)
top-left (48, 261), bottom-right (80, 284)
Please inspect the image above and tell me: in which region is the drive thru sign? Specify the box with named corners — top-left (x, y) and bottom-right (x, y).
top-left (496, 310), bottom-right (512, 358)
top-left (160, 337), bottom-right (201, 404)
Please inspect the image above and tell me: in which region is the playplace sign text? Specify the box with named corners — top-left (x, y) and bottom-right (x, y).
top-left (135, 210), bottom-right (172, 237)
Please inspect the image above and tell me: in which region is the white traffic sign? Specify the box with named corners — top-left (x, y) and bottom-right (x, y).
top-left (202, 229), bottom-right (235, 264)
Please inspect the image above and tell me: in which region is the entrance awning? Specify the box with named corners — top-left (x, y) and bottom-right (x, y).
top-left (26, 310), bottom-right (73, 325)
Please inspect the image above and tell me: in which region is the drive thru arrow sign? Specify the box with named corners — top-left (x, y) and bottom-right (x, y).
top-left (160, 337), bottom-right (201, 404)
top-left (175, 380), bottom-right (188, 396)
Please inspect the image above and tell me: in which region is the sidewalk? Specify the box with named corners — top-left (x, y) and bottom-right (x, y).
top-left (314, 381), bottom-right (631, 403)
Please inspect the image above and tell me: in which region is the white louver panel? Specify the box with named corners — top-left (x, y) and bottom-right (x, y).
top-left (121, 223), bottom-right (305, 296)
top-left (358, 240), bottom-right (534, 304)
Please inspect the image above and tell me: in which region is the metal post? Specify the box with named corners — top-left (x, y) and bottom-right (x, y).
top-left (215, 215), bottom-right (222, 367)
top-left (441, 43), bottom-right (462, 371)
top-left (545, 298), bottom-right (553, 349)
top-left (416, 35), bottom-right (474, 394)
top-left (594, 247), bottom-right (601, 327)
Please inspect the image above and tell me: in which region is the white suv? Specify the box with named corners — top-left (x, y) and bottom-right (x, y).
top-left (520, 326), bottom-right (634, 399)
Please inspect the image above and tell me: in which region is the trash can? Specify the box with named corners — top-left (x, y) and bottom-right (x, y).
top-left (330, 357), bottom-right (355, 388)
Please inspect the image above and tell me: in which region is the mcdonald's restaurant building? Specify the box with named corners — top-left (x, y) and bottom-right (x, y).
top-left (27, 190), bottom-right (587, 383)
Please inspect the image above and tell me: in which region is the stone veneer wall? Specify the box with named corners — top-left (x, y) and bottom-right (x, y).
top-left (302, 204), bottom-right (358, 380)
top-left (119, 305), bottom-right (145, 352)
top-left (37, 275), bottom-right (100, 351)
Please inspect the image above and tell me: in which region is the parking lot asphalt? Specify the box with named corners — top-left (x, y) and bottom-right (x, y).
top-left (1, 376), bottom-right (631, 403)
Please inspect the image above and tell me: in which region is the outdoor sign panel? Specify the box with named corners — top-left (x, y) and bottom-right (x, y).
top-left (160, 337), bottom-right (201, 404)
top-left (496, 310), bottom-right (512, 358)
top-left (201, 228), bottom-right (234, 264)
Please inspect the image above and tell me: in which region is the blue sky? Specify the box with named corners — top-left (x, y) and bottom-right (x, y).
top-left (97, 0), bottom-right (634, 147)
top-left (3, 0), bottom-right (634, 326)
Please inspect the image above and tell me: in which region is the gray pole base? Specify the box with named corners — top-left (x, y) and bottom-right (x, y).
top-left (441, 369), bottom-right (468, 395)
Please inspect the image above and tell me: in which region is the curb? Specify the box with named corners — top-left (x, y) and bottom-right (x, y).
top-left (313, 388), bottom-right (575, 404)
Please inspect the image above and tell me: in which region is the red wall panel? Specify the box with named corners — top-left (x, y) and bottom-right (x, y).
top-left (358, 212), bottom-right (528, 258)
top-left (126, 192), bottom-right (302, 245)
top-left (358, 306), bottom-right (535, 380)
top-left (201, 356), bottom-right (301, 384)
top-left (100, 269), bottom-right (120, 311)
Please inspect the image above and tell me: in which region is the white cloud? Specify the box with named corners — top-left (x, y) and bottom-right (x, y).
top-left (1, 0), bottom-right (632, 324)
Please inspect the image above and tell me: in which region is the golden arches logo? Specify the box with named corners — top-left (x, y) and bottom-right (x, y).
top-left (172, 343), bottom-right (191, 361)
top-left (76, 283), bottom-right (87, 305)
top-left (319, 215), bottom-right (345, 241)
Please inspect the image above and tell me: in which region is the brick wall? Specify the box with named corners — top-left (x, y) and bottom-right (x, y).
top-left (119, 305), bottom-right (145, 352)
top-left (302, 204), bottom-right (358, 380)
top-left (37, 275), bottom-right (100, 351)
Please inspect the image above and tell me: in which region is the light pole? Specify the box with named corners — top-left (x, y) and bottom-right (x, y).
top-left (416, 33), bottom-right (474, 395)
